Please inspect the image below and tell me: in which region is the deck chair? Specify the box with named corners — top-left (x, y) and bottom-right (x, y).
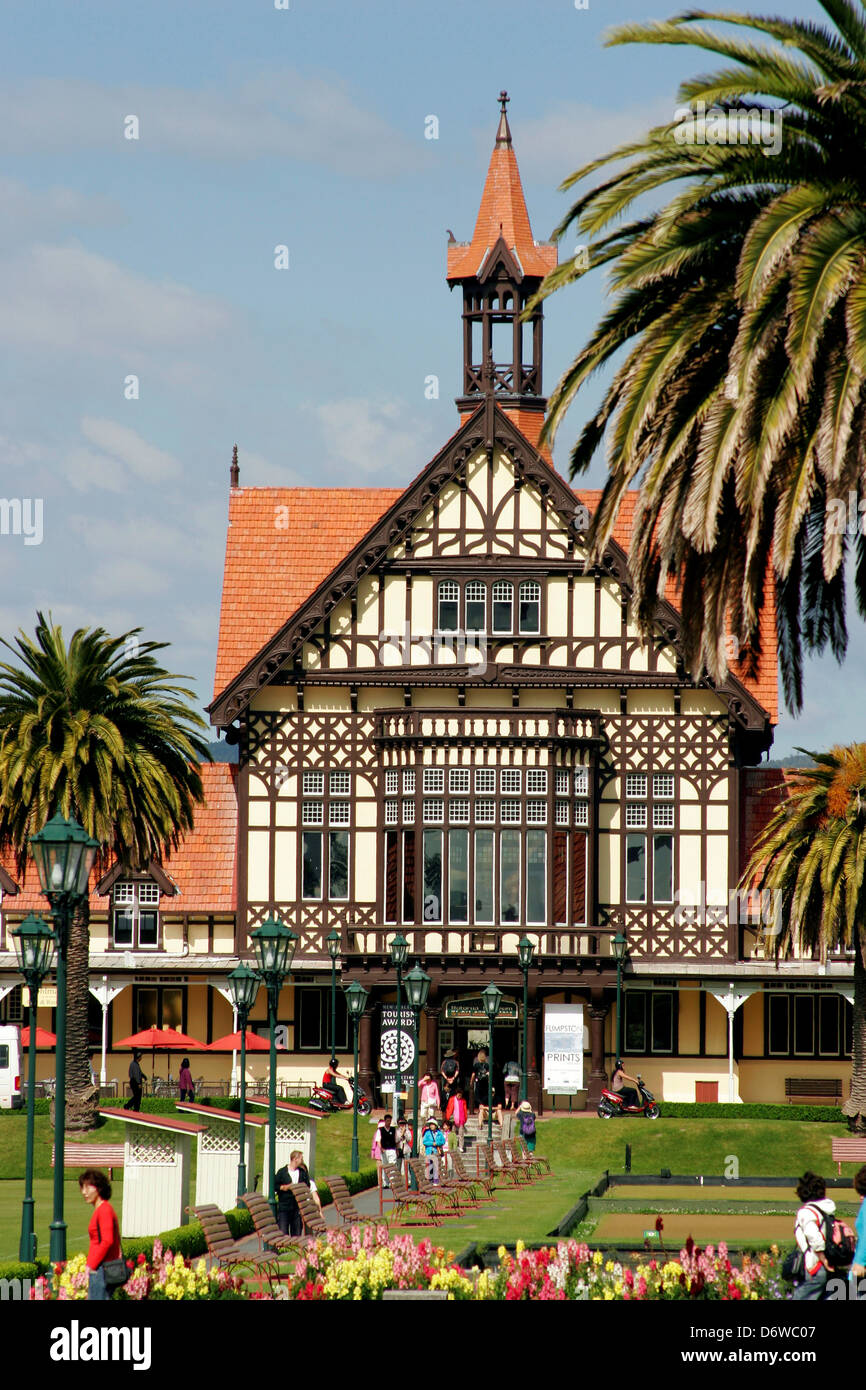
top-left (325, 1175), bottom-right (386, 1231)
top-left (192, 1203), bottom-right (279, 1285)
top-left (241, 1192), bottom-right (307, 1254)
top-left (381, 1163), bottom-right (445, 1226)
top-left (451, 1150), bottom-right (496, 1202)
top-left (292, 1183), bottom-right (330, 1237)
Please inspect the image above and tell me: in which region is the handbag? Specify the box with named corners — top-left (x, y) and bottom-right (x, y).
top-left (781, 1248), bottom-right (805, 1282)
top-left (101, 1258), bottom-right (129, 1289)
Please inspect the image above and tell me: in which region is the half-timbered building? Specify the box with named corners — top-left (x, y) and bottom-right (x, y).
top-left (0, 98), bottom-right (853, 1108)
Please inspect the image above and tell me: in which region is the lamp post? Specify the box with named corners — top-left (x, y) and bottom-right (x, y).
top-left (344, 980), bottom-right (369, 1173)
top-left (11, 914), bottom-right (56, 1262)
top-left (612, 931), bottom-right (628, 1063)
top-left (326, 928), bottom-right (340, 1060)
top-left (30, 812), bottom-right (98, 1264)
top-left (517, 936), bottom-right (535, 1104)
top-left (404, 964), bottom-right (431, 1158)
top-left (481, 983), bottom-right (502, 1148)
top-left (389, 933), bottom-right (409, 1121)
top-left (250, 916), bottom-right (298, 1215)
top-left (226, 963), bottom-right (260, 1201)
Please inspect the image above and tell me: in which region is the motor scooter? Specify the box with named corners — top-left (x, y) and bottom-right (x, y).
top-left (597, 1075), bottom-right (660, 1119)
top-left (309, 1075), bottom-right (373, 1116)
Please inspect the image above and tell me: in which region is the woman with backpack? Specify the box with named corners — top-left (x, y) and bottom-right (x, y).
top-left (792, 1171), bottom-right (836, 1301)
top-left (518, 1100), bottom-right (537, 1152)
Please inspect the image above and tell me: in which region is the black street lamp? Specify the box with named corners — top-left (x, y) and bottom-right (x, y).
top-left (481, 982), bottom-right (502, 1147)
top-left (517, 936), bottom-right (535, 1104)
top-left (250, 916), bottom-right (298, 1214)
top-left (226, 963), bottom-right (260, 1201)
top-left (389, 933), bottom-right (409, 1121)
top-left (404, 964), bottom-right (431, 1158)
top-left (344, 979), bottom-right (369, 1173)
top-left (612, 931), bottom-right (628, 1063)
top-left (30, 812), bottom-right (98, 1264)
top-left (326, 928), bottom-right (340, 1060)
top-left (11, 914), bottom-right (56, 1262)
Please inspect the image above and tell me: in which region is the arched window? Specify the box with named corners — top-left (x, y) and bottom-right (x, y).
top-left (519, 581), bottom-right (541, 634)
top-left (492, 581), bottom-right (513, 634)
top-left (465, 581), bottom-right (486, 633)
top-left (438, 580), bottom-right (459, 631)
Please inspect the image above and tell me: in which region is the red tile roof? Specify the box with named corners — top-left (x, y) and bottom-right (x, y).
top-left (577, 490), bottom-right (779, 723)
top-left (741, 767), bottom-right (799, 862)
top-left (447, 116), bottom-right (556, 283)
top-left (0, 763), bottom-right (238, 915)
top-left (213, 487), bottom-right (402, 699)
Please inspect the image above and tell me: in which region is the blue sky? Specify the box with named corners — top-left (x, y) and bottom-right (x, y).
top-left (1, 0), bottom-right (857, 756)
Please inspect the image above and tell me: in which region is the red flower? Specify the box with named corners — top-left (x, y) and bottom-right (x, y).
top-left (136, 1253), bottom-right (146, 1265)
top-left (655, 1216), bottom-right (664, 1232)
top-left (685, 1235), bottom-right (694, 1258)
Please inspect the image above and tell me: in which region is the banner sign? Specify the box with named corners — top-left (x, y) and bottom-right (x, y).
top-left (543, 1003), bottom-right (584, 1094)
top-left (23, 986), bottom-right (57, 1008)
top-left (379, 1005), bottom-right (417, 1085)
top-left (443, 996), bottom-right (519, 1024)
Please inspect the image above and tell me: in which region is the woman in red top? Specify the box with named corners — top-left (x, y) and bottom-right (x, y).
top-left (79, 1168), bottom-right (121, 1300)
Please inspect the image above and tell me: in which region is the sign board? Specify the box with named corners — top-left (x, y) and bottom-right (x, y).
top-left (543, 1002), bottom-right (584, 1094)
top-left (379, 1005), bottom-right (416, 1085)
top-left (443, 996), bottom-right (519, 1024)
top-left (23, 986), bottom-right (57, 1008)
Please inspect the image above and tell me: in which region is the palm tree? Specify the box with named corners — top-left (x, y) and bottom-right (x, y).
top-left (533, 2), bottom-right (866, 711)
top-left (741, 745), bottom-right (866, 1130)
top-left (0, 613), bottom-right (210, 1128)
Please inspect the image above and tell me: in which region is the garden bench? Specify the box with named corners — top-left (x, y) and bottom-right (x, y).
top-left (451, 1151), bottom-right (496, 1202)
top-left (381, 1163), bottom-right (445, 1226)
top-left (405, 1157), bottom-right (466, 1212)
top-left (325, 1175), bottom-right (386, 1230)
top-left (515, 1137), bottom-right (552, 1176)
top-left (191, 1203), bottom-right (279, 1284)
top-left (502, 1139), bottom-right (547, 1180)
top-left (240, 1192), bottom-right (307, 1255)
top-left (831, 1136), bottom-right (866, 1176)
top-left (51, 1144), bottom-right (125, 1181)
top-left (785, 1077), bottom-right (843, 1105)
top-left (291, 1183), bottom-right (330, 1237)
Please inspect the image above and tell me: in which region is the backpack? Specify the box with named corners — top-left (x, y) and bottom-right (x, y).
top-left (810, 1205), bottom-right (856, 1270)
top-left (519, 1111), bottom-right (536, 1138)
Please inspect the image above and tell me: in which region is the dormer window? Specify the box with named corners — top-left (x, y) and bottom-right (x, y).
top-left (112, 881), bottom-right (160, 950)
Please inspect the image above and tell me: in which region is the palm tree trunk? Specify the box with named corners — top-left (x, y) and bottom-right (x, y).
top-left (842, 923), bottom-right (866, 1131)
top-left (64, 897), bottom-right (98, 1132)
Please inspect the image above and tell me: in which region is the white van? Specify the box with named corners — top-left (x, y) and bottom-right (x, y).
top-left (0, 1025), bottom-right (22, 1109)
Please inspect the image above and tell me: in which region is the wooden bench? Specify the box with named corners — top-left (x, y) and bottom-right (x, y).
top-left (51, 1144), bottom-right (125, 1180)
top-left (831, 1137), bottom-right (866, 1176)
top-left (785, 1078), bottom-right (843, 1106)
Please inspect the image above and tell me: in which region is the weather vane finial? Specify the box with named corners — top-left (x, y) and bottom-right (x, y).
top-left (496, 91), bottom-right (512, 145)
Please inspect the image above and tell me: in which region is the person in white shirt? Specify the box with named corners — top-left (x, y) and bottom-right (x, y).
top-left (793, 1170), bottom-right (835, 1301)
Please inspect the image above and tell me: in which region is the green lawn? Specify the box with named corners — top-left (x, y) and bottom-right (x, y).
top-left (0, 1110), bottom-right (852, 1261)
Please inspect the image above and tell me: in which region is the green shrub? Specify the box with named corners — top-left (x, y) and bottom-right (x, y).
top-left (0, 1098), bottom-right (50, 1115)
top-left (0, 1259), bottom-right (48, 1282)
top-left (660, 1102), bottom-right (846, 1123)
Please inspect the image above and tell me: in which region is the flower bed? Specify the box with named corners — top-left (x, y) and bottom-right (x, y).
top-left (31, 1241), bottom-right (256, 1301)
top-left (284, 1227), bottom-right (784, 1301)
top-left (31, 1233), bottom-right (786, 1301)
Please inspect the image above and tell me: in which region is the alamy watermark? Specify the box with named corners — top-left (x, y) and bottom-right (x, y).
top-left (0, 498), bottom-right (43, 545)
top-left (673, 99), bottom-right (783, 158)
top-left (379, 623), bottom-right (489, 675)
top-left (674, 881), bottom-right (782, 935)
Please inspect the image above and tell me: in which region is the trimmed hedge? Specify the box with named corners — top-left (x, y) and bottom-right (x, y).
top-left (659, 1102), bottom-right (847, 1123)
top-left (0, 1259), bottom-right (48, 1282)
top-left (0, 1098), bottom-right (50, 1116)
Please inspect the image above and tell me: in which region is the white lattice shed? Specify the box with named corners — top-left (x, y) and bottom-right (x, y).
top-left (248, 1097), bottom-right (320, 1199)
top-left (176, 1101), bottom-right (267, 1210)
top-left (101, 1107), bottom-right (207, 1238)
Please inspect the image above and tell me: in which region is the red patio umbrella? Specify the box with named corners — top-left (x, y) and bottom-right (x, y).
top-left (21, 1026), bottom-right (57, 1047)
top-left (114, 1026), bottom-right (206, 1081)
top-left (207, 1031), bottom-right (271, 1051)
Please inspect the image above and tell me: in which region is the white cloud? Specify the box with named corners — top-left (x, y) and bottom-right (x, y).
top-left (0, 243), bottom-right (232, 358)
top-left (311, 397), bottom-right (435, 477)
top-left (80, 418), bottom-right (181, 483)
top-left (0, 177), bottom-right (123, 250)
top-left (0, 73), bottom-right (420, 178)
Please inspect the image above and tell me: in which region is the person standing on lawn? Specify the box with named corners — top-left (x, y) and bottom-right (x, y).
top-left (793, 1171), bottom-right (835, 1301)
top-left (518, 1100), bottom-right (537, 1153)
top-left (850, 1166), bottom-right (866, 1299)
top-left (124, 1049), bottom-right (144, 1111)
top-left (79, 1169), bottom-right (121, 1301)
